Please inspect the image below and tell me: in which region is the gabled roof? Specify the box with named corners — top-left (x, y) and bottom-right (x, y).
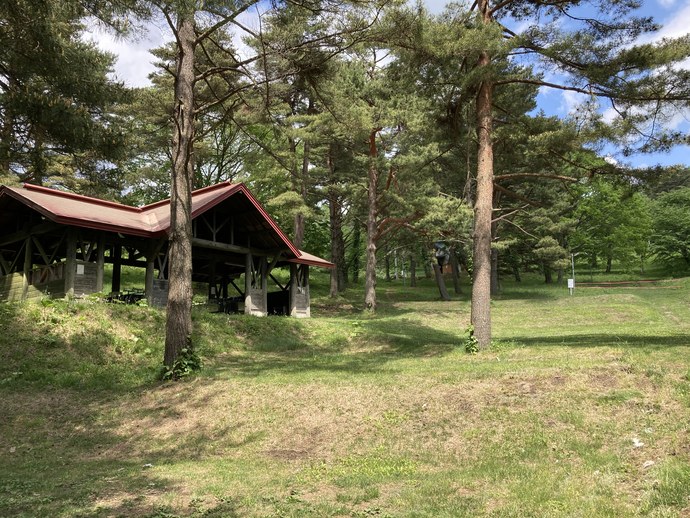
top-left (0, 182), bottom-right (333, 268)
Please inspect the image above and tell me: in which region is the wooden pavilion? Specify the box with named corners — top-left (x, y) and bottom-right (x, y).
top-left (0, 181), bottom-right (332, 317)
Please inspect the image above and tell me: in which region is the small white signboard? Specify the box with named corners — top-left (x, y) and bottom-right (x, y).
top-left (76, 264), bottom-right (85, 276)
top-left (567, 278), bottom-right (574, 289)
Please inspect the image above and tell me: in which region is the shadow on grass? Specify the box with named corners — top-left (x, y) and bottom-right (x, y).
top-left (508, 333), bottom-right (690, 349)
top-left (0, 376), bottom-right (256, 517)
top-left (492, 288), bottom-right (563, 301)
top-left (217, 317), bottom-right (462, 378)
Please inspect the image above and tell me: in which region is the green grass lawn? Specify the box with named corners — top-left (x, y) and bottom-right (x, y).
top-left (1, 272), bottom-right (689, 517)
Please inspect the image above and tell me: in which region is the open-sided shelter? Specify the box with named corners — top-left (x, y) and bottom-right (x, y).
top-left (0, 181), bottom-right (332, 317)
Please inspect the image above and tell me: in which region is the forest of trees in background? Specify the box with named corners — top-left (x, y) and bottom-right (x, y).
top-left (2, 0), bottom-right (690, 358)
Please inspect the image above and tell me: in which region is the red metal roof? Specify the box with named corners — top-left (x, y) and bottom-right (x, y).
top-left (0, 182), bottom-right (333, 267)
top-left (289, 250), bottom-right (335, 269)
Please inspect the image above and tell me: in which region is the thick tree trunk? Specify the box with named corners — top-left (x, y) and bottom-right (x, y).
top-left (544, 264), bottom-right (553, 284)
top-left (364, 129), bottom-right (379, 311)
top-left (471, 25), bottom-right (494, 349)
top-left (164, 11), bottom-right (196, 369)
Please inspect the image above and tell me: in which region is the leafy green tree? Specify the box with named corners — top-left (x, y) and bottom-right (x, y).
top-left (650, 187), bottom-right (690, 271)
top-left (144, 0), bottom-right (402, 367)
top-left (118, 27), bottom-right (257, 206)
top-left (450, 0), bottom-right (690, 347)
top-left (0, 0), bottom-right (131, 189)
top-left (572, 178), bottom-right (651, 273)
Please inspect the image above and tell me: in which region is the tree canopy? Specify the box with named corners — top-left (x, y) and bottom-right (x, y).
top-left (5, 0), bottom-right (690, 365)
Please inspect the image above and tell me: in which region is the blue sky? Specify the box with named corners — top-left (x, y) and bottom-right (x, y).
top-left (526, 0), bottom-right (690, 168)
top-left (88, 0), bottom-right (690, 169)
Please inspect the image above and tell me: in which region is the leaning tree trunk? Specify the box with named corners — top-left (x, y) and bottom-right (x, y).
top-left (470, 36), bottom-right (494, 349)
top-left (164, 11), bottom-right (196, 369)
top-left (364, 129), bottom-right (380, 311)
top-left (433, 263), bottom-right (451, 301)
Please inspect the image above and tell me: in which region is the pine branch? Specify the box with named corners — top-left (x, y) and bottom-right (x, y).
top-left (494, 172), bottom-right (579, 182)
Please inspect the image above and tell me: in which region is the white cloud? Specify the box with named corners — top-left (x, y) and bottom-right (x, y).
top-left (641, 1), bottom-right (690, 42)
top-left (657, 0), bottom-right (677, 7)
top-left (604, 155), bottom-right (619, 165)
top-left (84, 20), bottom-right (171, 87)
top-left (83, 7), bottom-right (262, 88)
top-left (560, 90), bottom-right (588, 115)
top-left (422, 0), bottom-right (448, 15)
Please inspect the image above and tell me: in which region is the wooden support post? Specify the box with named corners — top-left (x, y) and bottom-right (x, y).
top-left (208, 259), bottom-right (216, 301)
top-left (144, 239), bottom-right (164, 305)
top-left (244, 252), bottom-right (252, 315)
top-left (111, 244), bottom-right (122, 293)
top-left (145, 258), bottom-right (155, 305)
top-left (96, 234), bottom-right (105, 292)
top-left (244, 253), bottom-right (268, 316)
top-left (64, 228), bottom-right (77, 299)
top-left (0, 251), bottom-right (9, 276)
top-left (289, 263), bottom-right (297, 316)
top-left (21, 237), bottom-right (32, 301)
top-left (290, 264), bottom-right (311, 318)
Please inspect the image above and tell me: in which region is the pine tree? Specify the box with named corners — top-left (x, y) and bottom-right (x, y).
top-left (0, 0), bottom-right (131, 188)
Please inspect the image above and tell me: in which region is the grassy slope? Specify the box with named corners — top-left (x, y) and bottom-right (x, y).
top-left (0, 273), bottom-right (689, 517)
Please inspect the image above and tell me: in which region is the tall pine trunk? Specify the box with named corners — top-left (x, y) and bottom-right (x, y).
top-left (0, 78), bottom-right (14, 177)
top-left (328, 195), bottom-right (346, 297)
top-left (327, 148), bottom-right (346, 297)
top-left (385, 251), bottom-right (391, 281)
top-left (164, 11), bottom-right (196, 368)
top-left (490, 247), bottom-right (500, 295)
top-left (410, 254), bottom-right (417, 287)
top-left (292, 99), bottom-right (314, 249)
top-left (296, 140), bottom-right (310, 248)
top-left (351, 225), bottom-right (361, 283)
top-left (470, 27), bottom-right (494, 349)
top-left (364, 129), bottom-right (379, 311)
top-left (450, 248), bottom-right (462, 294)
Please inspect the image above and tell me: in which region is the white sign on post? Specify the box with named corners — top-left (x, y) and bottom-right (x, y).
top-left (567, 278), bottom-right (574, 289)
